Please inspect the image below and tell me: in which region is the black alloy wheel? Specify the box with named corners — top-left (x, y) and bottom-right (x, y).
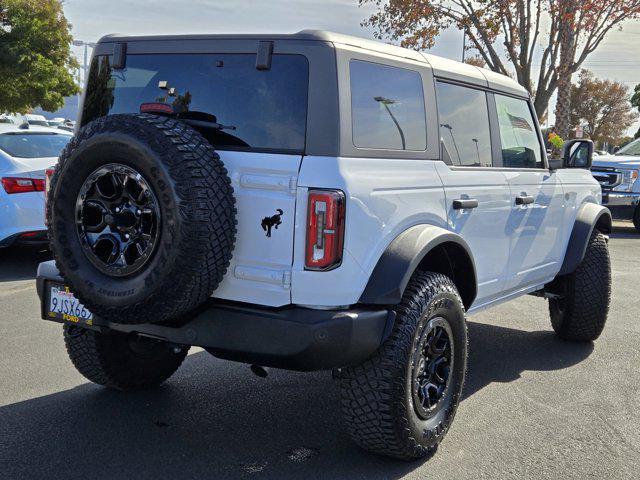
top-left (76, 164), bottom-right (160, 277)
top-left (410, 316), bottom-right (453, 419)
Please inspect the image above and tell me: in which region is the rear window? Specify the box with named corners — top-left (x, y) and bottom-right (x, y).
top-left (0, 133), bottom-right (71, 158)
top-left (82, 53), bottom-right (309, 153)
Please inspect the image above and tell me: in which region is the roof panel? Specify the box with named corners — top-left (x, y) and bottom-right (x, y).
top-left (480, 68), bottom-right (529, 97)
top-left (421, 53), bottom-right (487, 88)
top-left (97, 30), bottom-right (527, 96)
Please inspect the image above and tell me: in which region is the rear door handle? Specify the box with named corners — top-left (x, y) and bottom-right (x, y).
top-left (452, 198), bottom-right (479, 210)
top-left (515, 195), bottom-right (535, 206)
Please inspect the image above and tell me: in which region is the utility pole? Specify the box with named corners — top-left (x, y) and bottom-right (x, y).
top-left (374, 96), bottom-right (406, 150)
top-left (72, 40), bottom-right (97, 86)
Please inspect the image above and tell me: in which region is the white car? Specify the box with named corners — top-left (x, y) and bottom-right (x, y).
top-left (23, 114), bottom-right (49, 127)
top-left (47, 117), bottom-right (66, 128)
top-left (0, 124), bottom-right (71, 247)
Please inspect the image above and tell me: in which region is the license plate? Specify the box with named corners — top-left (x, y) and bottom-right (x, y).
top-left (46, 283), bottom-right (93, 323)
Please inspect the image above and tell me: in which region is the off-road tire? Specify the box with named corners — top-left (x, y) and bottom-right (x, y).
top-left (48, 114), bottom-right (236, 324)
top-left (549, 230), bottom-right (611, 341)
top-left (633, 206), bottom-right (640, 233)
top-left (63, 325), bottom-right (188, 391)
top-left (339, 271), bottom-right (467, 460)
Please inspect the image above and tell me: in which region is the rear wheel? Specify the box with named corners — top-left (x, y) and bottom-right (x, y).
top-left (549, 230), bottom-right (611, 341)
top-left (339, 272), bottom-right (467, 460)
top-left (64, 325), bottom-right (188, 391)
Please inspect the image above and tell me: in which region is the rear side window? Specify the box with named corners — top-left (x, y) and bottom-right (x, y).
top-left (435, 82), bottom-right (492, 167)
top-left (82, 53), bottom-right (309, 153)
top-left (494, 94), bottom-right (543, 168)
top-left (350, 60), bottom-right (426, 151)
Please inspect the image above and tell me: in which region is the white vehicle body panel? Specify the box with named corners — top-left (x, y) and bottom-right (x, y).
top-left (555, 168), bottom-right (603, 248)
top-left (289, 157), bottom-right (600, 311)
top-left (209, 150), bottom-right (301, 307)
top-left (502, 170), bottom-right (566, 292)
top-left (0, 126), bottom-right (71, 246)
top-left (291, 155), bottom-right (448, 307)
top-left (0, 154), bottom-right (58, 245)
top-left (0, 189), bottom-right (47, 244)
top-left (434, 164), bottom-right (512, 304)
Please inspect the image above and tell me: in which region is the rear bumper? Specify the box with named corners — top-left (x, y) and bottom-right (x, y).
top-left (0, 191), bottom-right (46, 247)
top-left (36, 261), bottom-right (393, 372)
top-left (602, 192), bottom-right (640, 220)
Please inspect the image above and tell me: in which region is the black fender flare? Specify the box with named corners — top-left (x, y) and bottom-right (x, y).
top-left (558, 202), bottom-right (612, 276)
top-left (358, 224), bottom-right (477, 308)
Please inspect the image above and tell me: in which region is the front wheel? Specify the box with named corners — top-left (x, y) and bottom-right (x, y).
top-left (64, 325), bottom-right (188, 391)
top-left (549, 230), bottom-right (611, 341)
top-left (633, 206), bottom-right (640, 233)
top-left (339, 271), bottom-right (468, 460)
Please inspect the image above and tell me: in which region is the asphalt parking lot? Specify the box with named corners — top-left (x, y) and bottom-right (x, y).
top-left (1, 222), bottom-right (639, 480)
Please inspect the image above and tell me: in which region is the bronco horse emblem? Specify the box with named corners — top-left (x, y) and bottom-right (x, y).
top-left (261, 209), bottom-right (283, 238)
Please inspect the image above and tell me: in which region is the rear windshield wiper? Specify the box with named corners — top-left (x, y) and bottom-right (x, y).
top-left (139, 104), bottom-right (237, 131)
top-left (175, 111), bottom-right (236, 131)
top-left (181, 118), bottom-right (236, 131)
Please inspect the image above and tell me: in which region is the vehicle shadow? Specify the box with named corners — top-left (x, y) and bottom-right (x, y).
top-left (464, 321), bottom-right (593, 400)
top-left (0, 321), bottom-right (594, 480)
top-left (0, 246), bottom-right (51, 282)
top-left (610, 222), bottom-right (640, 239)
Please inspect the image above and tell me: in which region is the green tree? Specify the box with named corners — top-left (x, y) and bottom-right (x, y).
top-left (632, 83), bottom-right (640, 113)
top-left (0, 0), bottom-right (79, 113)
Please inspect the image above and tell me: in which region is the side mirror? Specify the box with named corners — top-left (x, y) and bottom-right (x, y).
top-left (562, 139), bottom-right (593, 169)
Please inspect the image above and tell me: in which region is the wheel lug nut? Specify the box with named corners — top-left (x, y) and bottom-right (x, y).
top-left (125, 234), bottom-right (130, 240)
top-left (136, 209), bottom-right (141, 215)
top-left (115, 207), bottom-right (121, 213)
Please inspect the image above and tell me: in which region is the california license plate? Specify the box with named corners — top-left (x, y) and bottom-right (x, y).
top-left (46, 283), bottom-right (94, 323)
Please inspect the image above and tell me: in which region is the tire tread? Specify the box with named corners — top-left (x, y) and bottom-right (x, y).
top-left (340, 271), bottom-right (467, 460)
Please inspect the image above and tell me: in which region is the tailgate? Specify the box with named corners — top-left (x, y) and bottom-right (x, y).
top-left (210, 151), bottom-right (301, 306)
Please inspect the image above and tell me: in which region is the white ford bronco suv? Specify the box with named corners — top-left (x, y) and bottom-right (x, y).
top-left (37, 31), bottom-right (612, 460)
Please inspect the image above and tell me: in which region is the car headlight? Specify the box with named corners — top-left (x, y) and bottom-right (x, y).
top-left (613, 169), bottom-right (639, 192)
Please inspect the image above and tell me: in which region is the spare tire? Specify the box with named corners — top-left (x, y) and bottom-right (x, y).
top-left (48, 114), bottom-right (236, 324)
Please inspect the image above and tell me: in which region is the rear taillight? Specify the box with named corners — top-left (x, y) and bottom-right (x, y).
top-left (1, 177), bottom-right (45, 194)
top-left (44, 168), bottom-right (55, 201)
top-left (44, 167), bottom-right (55, 225)
top-left (305, 189), bottom-right (345, 271)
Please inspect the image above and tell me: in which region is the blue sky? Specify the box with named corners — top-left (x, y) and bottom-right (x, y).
top-left (63, 0), bottom-right (640, 133)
